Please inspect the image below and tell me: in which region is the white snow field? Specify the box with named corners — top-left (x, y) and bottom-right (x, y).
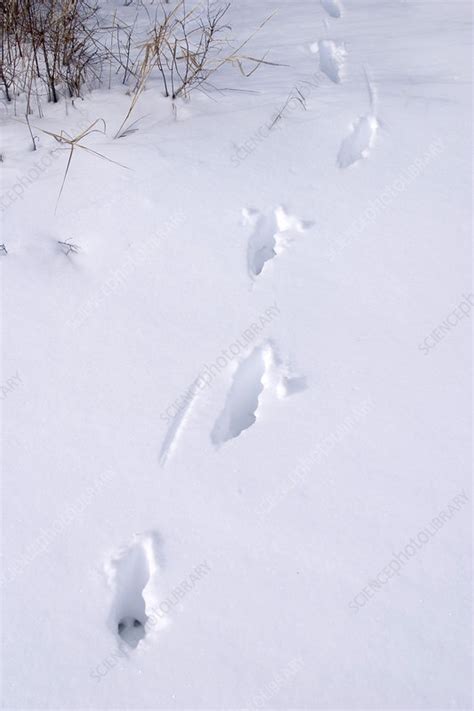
top-left (1, 0), bottom-right (472, 708)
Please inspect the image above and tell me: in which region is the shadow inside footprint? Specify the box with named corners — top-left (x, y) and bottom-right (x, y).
top-left (117, 616), bottom-right (146, 649)
top-left (245, 206), bottom-right (312, 278)
top-left (211, 345), bottom-right (270, 445)
top-left (247, 212), bottom-right (278, 276)
top-left (321, 0), bottom-right (342, 18)
top-left (337, 115), bottom-right (378, 169)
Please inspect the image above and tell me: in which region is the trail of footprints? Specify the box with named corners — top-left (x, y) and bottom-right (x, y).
top-left (316, 0), bottom-right (378, 167)
top-left (160, 0), bottom-right (381, 463)
top-left (104, 0), bottom-right (381, 657)
top-left (157, 204), bottom-right (311, 463)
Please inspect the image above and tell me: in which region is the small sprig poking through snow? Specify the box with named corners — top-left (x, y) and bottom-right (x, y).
top-left (270, 88), bottom-right (307, 130)
top-left (29, 118), bottom-right (129, 211)
top-left (0, 244), bottom-right (8, 255)
top-left (58, 240), bottom-right (80, 256)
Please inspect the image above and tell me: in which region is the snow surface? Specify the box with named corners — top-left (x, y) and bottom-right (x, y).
top-left (1, 0), bottom-right (472, 709)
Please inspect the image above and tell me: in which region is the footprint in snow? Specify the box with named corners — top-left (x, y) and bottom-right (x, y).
top-left (321, 0), bottom-right (343, 19)
top-left (211, 344), bottom-right (270, 445)
top-left (337, 115), bottom-right (378, 169)
top-left (106, 532), bottom-right (160, 649)
top-left (210, 343), bottom-right (307, 446)
top-left (243, 206), bottom-right (313, 278)
top-left (311, 40), bottom-right (346, 84)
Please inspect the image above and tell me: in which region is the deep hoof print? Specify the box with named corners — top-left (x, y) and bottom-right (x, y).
top-left (337, 115), bottom-right (378, 169)
top-left (321, 0), bottom-right (342, 19)
top-left (106, 532), bottom-right (160, 649)
top-left (243, 206), bottom-right (313, 278)
top-left (312, 40), bottom-right (346, 84)
top-left (211, 344), bottom-right (272, 445)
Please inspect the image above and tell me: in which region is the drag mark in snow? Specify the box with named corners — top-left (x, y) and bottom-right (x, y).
top-left (337, 68), bottom-right (378, 169)
top-left (244, 206), bottom-right (313, 278)
top-left (321, 0), bottom-right (342, 19)
top-left (211, 344), bottom-right (272, 446)
top-left (312, 40), bottom-right (346, 84)
top-left (337, 115), bottom-right (378, 169)
top-left (106, 532), bottom-right (160, 649)
top-left (159, 382), bottom-right (199, 466)
top-left (159, 304), bottom-right (280, 465)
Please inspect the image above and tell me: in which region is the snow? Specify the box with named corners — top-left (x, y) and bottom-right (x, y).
top-left (1, 0), bottom-right (472, 709)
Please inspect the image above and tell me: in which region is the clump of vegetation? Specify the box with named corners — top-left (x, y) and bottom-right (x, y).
top-left (0, 0), bottom-right (275, 118)
top-left (0, 0), bottom-right (101, 107)
top-left (0, 1), bottom-right (276, 203)
top-left (114, 1), bottom-right (275, 136)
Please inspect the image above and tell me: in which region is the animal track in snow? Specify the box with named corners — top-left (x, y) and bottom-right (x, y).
top-left (210, 343), bottom-right (306, 446)
top-left (312, 40), bottom-right (346, 84)
top-left (337, 115), bottom-right (378, 169)
top-left (211, 344), bottom-right (272, 445)
top-left (106, 533), bottom-right (160, 649)
top-left (160, 382), bottom-right (199, 466)
top-left (244, 206), bottom-right (313, 278)
top-left (321, 0), bottom-right (342, 19)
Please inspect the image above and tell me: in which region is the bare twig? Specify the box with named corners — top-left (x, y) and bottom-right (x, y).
top-left (58, 239), bottom-right (80, 255)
